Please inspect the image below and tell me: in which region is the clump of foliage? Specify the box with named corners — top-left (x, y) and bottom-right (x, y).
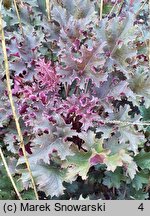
top-left (0, 0), bottom-right (150, 200)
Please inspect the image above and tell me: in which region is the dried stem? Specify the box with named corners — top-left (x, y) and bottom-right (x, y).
top-left (0, 147), bottom-right (22, 200)
top-left (13, 0), bottom-right (24, 36)
top-left (107, 0), bottom-right (118, 18)
top-left (100, 0), bottom-right (103, 20)
top-left (117, 0), bottom-right (124, 16)
top-left (0, 12), bottom-right (39, 200)
top-left (46, 0), bottom-right (51, 21)
top-left (101, 120), bottom-right (150, 126)
top-left (64, 82), bottom-right (69, 97)
top-left (135, 0), bottom-right (148, 17)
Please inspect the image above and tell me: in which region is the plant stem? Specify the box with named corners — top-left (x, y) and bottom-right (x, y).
top-left (0, 12), bottom-right (39, 200)
top-left (0, 147), bottom-right (22, 200)
top-left (135, 0), bottom-right (148, 17)
top-left (117, 0), bottom-right (124, 16)
top-left (0, 0), bottom-right (2, 9)
top-left (101, 120), bottom-right (150, 126)
top-left (100, 0), bottom-right (103, 20)
top-left (64, 82), bottom-right (69, 97)
top-left (13, 0), bottom-right (24, 37)
top-left (46, 0), bottom-right (51, 21)
top-left (107, 0), bottom-right (118, 18)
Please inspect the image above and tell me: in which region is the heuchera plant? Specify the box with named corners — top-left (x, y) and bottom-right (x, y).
top-left (0, 0), bottom-right (150, 199)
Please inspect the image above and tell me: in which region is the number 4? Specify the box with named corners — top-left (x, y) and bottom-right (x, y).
top-left (138, 203), bottom-right (144, 211)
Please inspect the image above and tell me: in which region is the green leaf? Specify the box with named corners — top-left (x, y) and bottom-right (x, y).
top-left (65, 147), bottom-right (92, 181)
top-left (104, 153), bottom-right (123, 172)
top-left (103, 135), bottom-right (127, 154)
top-left (126, 161), bottom-right (138, 180)
top-left (132, 171), bottom-right (149, 191)
top-left (104, 150), bottom-right (137, 178)
top-left (103, 168), bottom-right (123, 189)
top-left (140, 106), bottom-right (150, 132)
top-left (103, 3), bottom-right (112, 15)
top-left (129, 66), bottom-right (150, 108)
top-left (21, 189), bottom-right (36, 200)
top-left (119, 127), bottom-right (145, 154)
top-left (140, 106), bottom-right (150, 121)
top-left (37, 0), bottom-right (46, 15)
top-left (135, 151), bottom-right (150, 170)
top-left (0, 163), bottom-right (16, 200)
top-left (130, 189), bottom-right (149, 200)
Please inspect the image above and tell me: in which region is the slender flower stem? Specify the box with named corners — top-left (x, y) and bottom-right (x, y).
top-left (100, 0), bottom-right (103, 20)
top-left (0, 0), bottom-right (2, 9)
top-left (13, 0), bottom-right (24, 36)
top-left (117, 0), bottom-right (124, 16)
top-left (135, 0), bottom-right (148, 17)
top-left (64, 82), bottom-right (69, 97)
top-left (107, 0), bottom-right (118, 18)
top-left (0, 147), bottom-right (22, 200)
top-left (101, 120), bottom-right (150, 126)
top-left (0, 12), bottom-right (39, 200)
top-left (46, 0), bottom-right (51, 21)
